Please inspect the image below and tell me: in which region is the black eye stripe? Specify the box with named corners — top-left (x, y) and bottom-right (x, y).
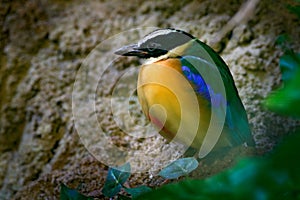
top-left (146, 42), bottom-right (162, 51)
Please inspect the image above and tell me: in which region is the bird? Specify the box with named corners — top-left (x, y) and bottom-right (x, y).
top-left (115, 28), bottom-right (254, 157)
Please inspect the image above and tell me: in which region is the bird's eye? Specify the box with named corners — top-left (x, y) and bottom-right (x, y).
top-left (147, 42), bottom-right (161, 52)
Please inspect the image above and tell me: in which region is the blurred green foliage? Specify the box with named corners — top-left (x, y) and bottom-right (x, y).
top-left (265, 3), bottom-right (300, 118)
top-left (124, 186), bottom-right (152, 198)
top-left (265, 69), bottom-right (300, 118)
top-left (265, 35), bottom-right (300, 118)
top-left (287, 1), bottom-right (300, 18)
top-left (136, 132), bottom-right (300, 200)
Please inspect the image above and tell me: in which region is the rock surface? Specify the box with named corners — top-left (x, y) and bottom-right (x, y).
top-left (0, 0), bottom-right (299, 199)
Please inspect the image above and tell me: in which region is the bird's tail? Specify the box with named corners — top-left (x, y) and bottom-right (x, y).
top-left (222, 96), bottom-right (255, 148)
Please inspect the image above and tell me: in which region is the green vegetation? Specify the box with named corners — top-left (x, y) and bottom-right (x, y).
top-left (137, 133), bottom-right (300, 200)
top-left (265, 34), bottom-right (300, 118)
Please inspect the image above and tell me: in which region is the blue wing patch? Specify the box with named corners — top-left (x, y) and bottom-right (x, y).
top-left (181, 62), bottom-right (226, 108)
top-left (181, 65), bottom-right (210, 100)
top-left (181, 59), bottom-right (236, 140)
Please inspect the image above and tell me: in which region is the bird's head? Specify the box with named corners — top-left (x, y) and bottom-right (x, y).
top-left (115, 28), bottom-right (195, 59)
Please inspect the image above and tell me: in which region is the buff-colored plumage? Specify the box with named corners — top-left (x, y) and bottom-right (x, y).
top-left (137, 58), bottom-right (211, 148)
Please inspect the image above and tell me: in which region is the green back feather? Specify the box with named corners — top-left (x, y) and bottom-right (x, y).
top-left (180, 39), bottom-right (254, 147)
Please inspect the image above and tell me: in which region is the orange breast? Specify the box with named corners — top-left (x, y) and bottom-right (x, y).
top-left (137, 58), bottom-right (211, 148)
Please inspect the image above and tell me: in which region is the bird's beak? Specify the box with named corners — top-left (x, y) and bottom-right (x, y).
top-left (114, 44), bottom-right (148, 57)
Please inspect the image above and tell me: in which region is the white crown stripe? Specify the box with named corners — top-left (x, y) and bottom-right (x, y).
top-left (137, 29), bottom-right (178, 47)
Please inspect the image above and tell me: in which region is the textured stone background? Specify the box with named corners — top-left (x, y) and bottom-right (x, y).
top-left (0, 0), bottom-right (299, 199)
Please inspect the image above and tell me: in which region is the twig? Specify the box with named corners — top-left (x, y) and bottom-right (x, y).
top-left (210, 0), bottom-right (260, 49)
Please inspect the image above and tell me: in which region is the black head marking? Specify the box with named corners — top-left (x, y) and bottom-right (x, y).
top-left (115, 28), bottom-right (195, 58)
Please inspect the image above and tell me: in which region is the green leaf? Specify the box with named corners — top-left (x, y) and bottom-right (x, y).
top-left (125, 186), bottom-right (152, 198)
top-left (287, 4), bottom-right (300, 18)
top-left (158, 157), bottom-right (199, 179)
top-left (60, 183), bottom-right (92, 200)
top-left (270, 131), bottom-right (300, 184)
top-left (279, 52), bottom-right (300, 82)
top-left (265, 73), bottom-right (300, 118)
top-left (265, 50), bottom-right (300, 118)
top-left (102, 163), bottom-right (131, 198)
top-left (265, 47), bottom-right (300, 118)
